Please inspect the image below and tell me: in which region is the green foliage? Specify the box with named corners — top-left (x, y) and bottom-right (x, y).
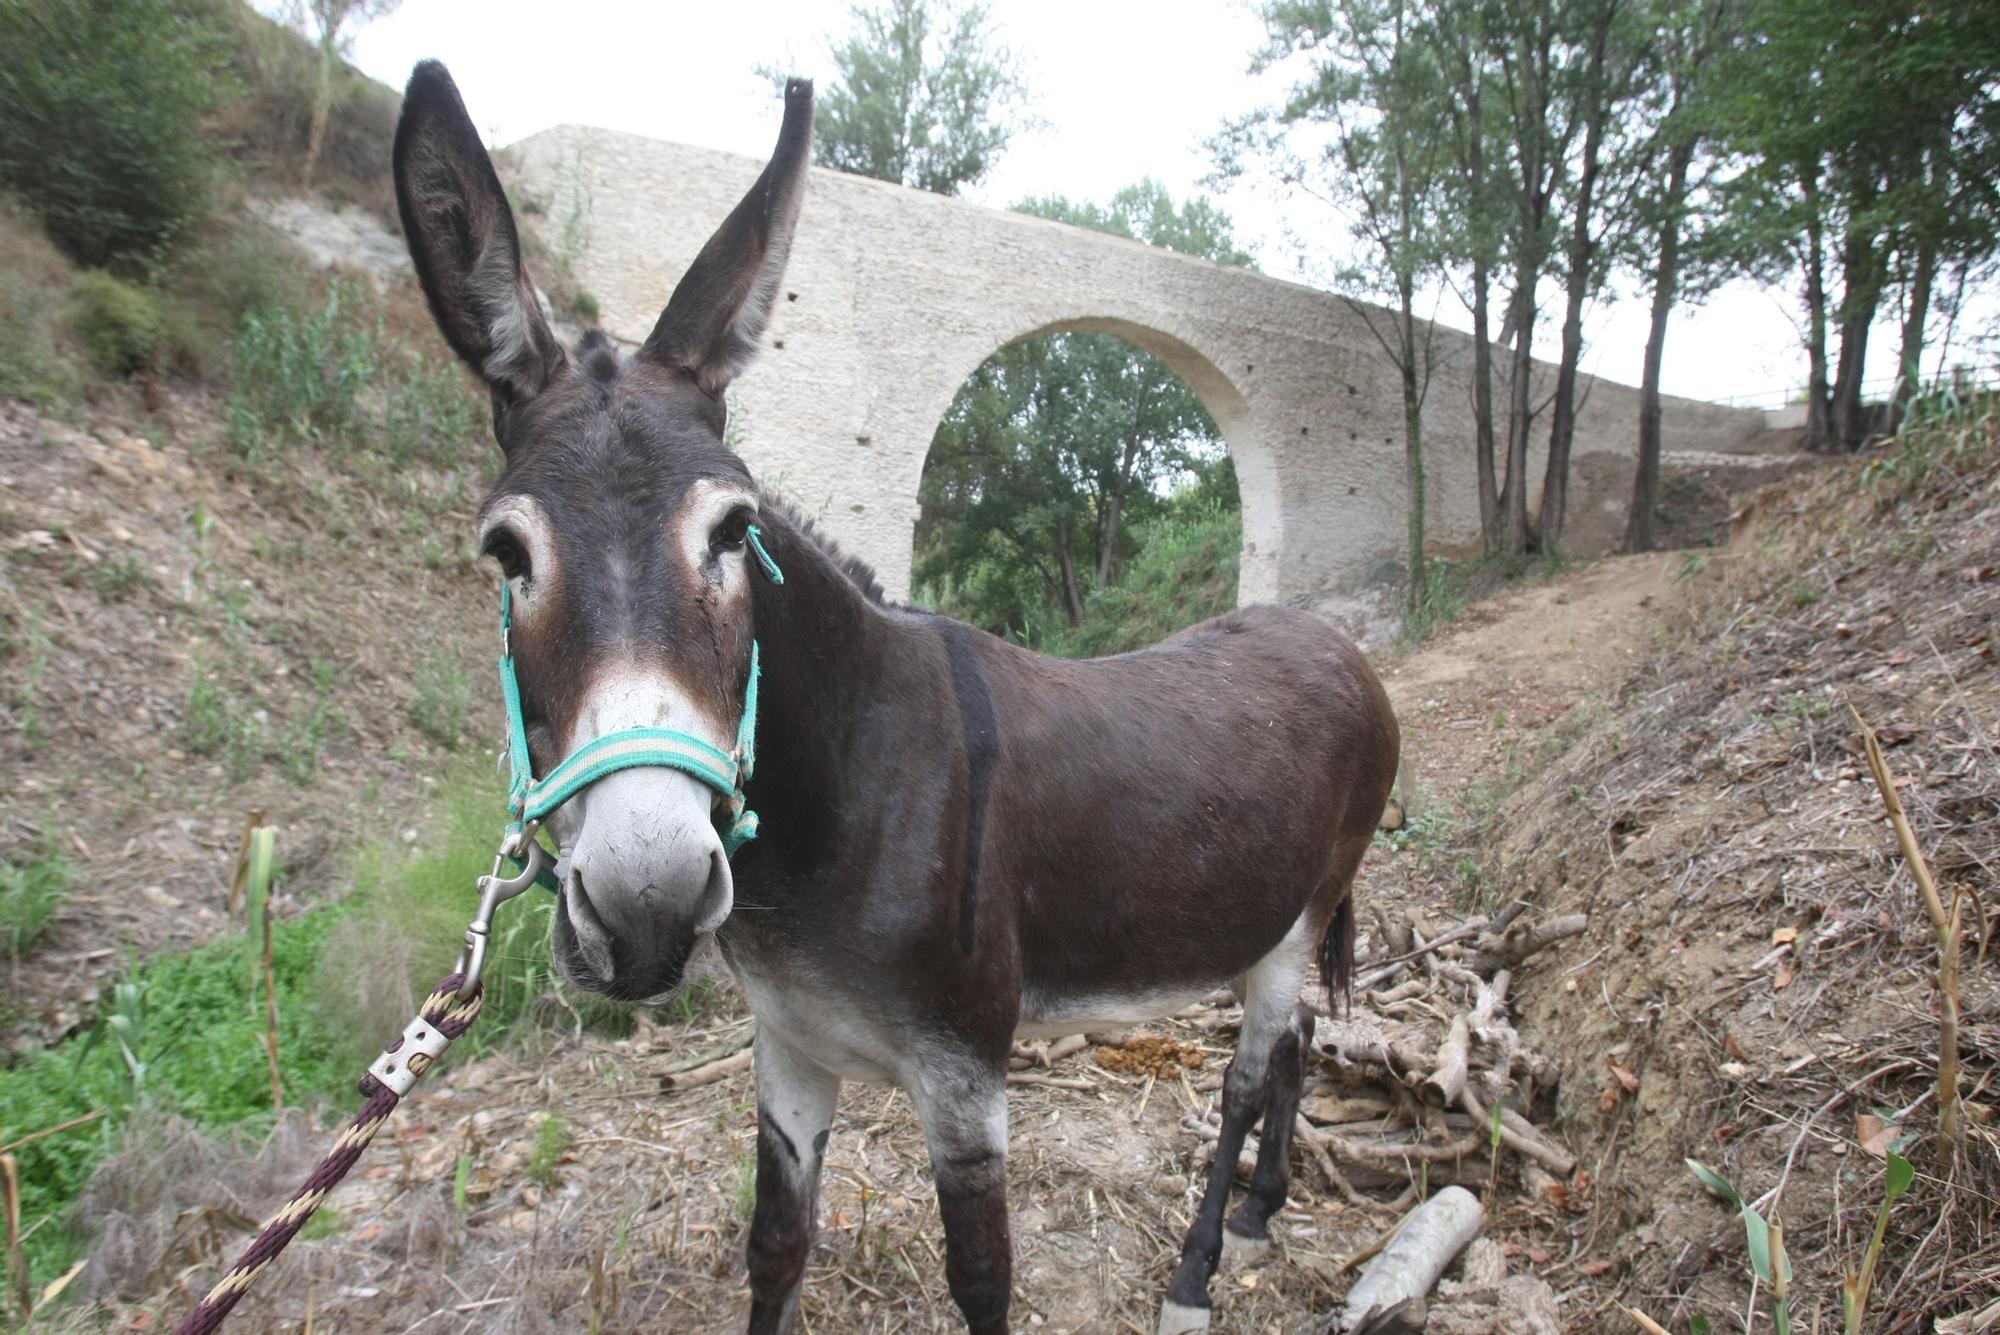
top-left (0, 910), bottom-right (346, 1290)
top-left (0, 214), bottom-right (83, 406)
top-left (527, 1113), bottom-right (572, 1190)
top-left (277, 661), bottom-right (345, 785)
top-left (228, 281), bottom-right (374, 455)
top-left (0, 0), bottom-right (236, 266)
top-left (228, 279), bottom-right (485, 468)
top-left (183, 663), bottom-right (263, 780)
top-left (410, 652), bottom-right (470, 749)
top-left (1844, 1152), bottom-right (1916, 1333)
top-left (916, 183), bottom-right (1250, 639)
top-left (385, 351), bottom-right (483, 467)
top-left (1688, 1159), bottom-right (1792, 1333)
top-left (66, 271), bottom-right (165, 377)
top-left (806, 0), bottom-right (1027, 195)
top-left (321, 766), bottom-right (630, 1073)
top-left (0, 834), bottom-right (69, 961)
top-left (1038, 504), bottom-right (1241, 659)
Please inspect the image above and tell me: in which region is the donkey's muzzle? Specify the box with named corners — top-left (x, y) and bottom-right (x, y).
top-left (549, 769), bottom-right (736, 1001)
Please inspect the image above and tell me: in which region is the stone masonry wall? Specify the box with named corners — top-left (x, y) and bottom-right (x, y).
top-left (508, 124), bottom-right (1785, 604)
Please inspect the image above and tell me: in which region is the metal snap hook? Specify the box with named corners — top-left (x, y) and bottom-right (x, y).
top-left (456, 826), bottom-right (549, 998)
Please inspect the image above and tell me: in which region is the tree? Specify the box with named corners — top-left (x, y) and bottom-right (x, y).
top-left (808, 0), bottom-right (1027, 196)
top-left (1713, 0), bottom-right (2000, 451)
top-left (916, 184), bottom-right (1250, 632)
top-left (295, 0), bottom-right (401, 189)
top-left (1624, 0), bottom-right (1742, 551)
top-left (0, 0), bottom-right (234, 266)
top-left (1219, 0), bottom-right (1451, 616)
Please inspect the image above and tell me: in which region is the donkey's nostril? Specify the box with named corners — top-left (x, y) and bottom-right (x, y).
top-left (564, 870), bottom-right (616, 979)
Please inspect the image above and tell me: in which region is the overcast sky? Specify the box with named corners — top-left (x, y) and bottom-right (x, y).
top-left (346, 0), bottom-right (1993, 408)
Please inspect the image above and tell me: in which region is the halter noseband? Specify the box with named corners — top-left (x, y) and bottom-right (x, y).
top-left (497, 525), bottom-right (783, 875)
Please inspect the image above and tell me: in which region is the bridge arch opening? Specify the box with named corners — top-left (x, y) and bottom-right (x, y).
top-left (909, 315), bottom-right (1279, 652)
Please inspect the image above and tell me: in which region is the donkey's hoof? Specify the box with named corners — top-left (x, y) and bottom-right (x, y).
top-left (1157, 1298), bottom-right (1212, 1335)
top-left (1220, 1226), bottom-right (1272, 1270)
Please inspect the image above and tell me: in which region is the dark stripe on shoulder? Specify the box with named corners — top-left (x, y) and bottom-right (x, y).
top-left (940, 621), bottom-right (999, 955)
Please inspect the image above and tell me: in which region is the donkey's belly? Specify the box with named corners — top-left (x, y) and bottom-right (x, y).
top-left (1014, 984), bottom-right (1217, 1039)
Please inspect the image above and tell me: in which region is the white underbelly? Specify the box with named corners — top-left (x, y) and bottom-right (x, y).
top-left (1014, 985), bottom-right (1214, 1039)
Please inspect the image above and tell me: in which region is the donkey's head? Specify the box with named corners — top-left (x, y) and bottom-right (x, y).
top-left (393, 62), bottom-right (811, 1001)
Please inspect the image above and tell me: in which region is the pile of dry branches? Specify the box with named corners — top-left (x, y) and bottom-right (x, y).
top-left (1179, 901), bottom-right (1587, 1211)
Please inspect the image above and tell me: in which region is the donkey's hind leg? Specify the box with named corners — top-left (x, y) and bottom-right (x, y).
top-left (1158, 920), bottom-right (1315, 1334)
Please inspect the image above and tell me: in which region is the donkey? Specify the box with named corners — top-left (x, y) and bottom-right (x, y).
top-left (393, 62), bottom-right (1399, 1334)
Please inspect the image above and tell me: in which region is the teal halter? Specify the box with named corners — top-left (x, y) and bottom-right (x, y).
top-left (497, 525), bottom-right (782, 885)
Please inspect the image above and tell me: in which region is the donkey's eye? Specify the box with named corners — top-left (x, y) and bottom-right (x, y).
top-left (710, 510), bottom-right (752, 555)
top-left (484, 531), bottom-right (530, 582)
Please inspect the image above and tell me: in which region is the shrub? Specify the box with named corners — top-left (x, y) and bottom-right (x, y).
top-left (1041, 506), bottom-right (1242, 659)
top-left (386, 353), bottom-right (484, 468)
top-left (67, 272), bottom-right (165, 377)
top-left (228, 281), bottom-right (376, 455)
top-left (0, 0), bottom-right (235, 266)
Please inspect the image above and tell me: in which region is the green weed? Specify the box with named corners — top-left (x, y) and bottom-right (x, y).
top-left (729, 1148), bottom-right (757, 1222)
top-left (228, 280), bottom-right (375, 456)
top-left (0, 835), bottom-right (69, 961)
top-left (277, 660), bottom-right (344, 785)
top-left (183, 663), bottom-right (263, 779)
top-left (90, 554), bottom-right (146, 600)
top-left (528, 1113), bottom-right (572, 1190)
top-left (410, 652), bottom-right (470, 749)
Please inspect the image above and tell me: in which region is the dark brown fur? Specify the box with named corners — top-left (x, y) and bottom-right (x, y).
top-left (394, 62), bottom-right (1399, 1334)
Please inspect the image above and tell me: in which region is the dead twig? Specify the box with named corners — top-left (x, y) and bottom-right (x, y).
top-left (1853, 705), bottom-right (1963, 1147)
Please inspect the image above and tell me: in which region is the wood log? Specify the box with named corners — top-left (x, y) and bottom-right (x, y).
top-left (659, 1047), bottom-right (752, 1092)
top-left (1422, 1015), bottom-right (1472, 1108)
top-left (1340, 1185), bottom-right (1484, 1333)
top-left (1470, 913), bottom-right (1589, 972)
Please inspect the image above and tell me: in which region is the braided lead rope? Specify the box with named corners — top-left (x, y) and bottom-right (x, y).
top-left (173, 974), bottom-right (484, 1335)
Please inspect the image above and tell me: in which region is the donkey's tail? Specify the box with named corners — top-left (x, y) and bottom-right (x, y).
top-left (1318, 891), bottom-right (1355, 1015)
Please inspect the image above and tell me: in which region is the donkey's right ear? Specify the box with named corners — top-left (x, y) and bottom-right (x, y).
top-left (394, 61), bottom-right (564, 408)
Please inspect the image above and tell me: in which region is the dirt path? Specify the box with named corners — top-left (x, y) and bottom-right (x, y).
top-left (1380, 553), bottom-right (1690, 807)
top-left (121, 554), bottom-right (1705, 1335)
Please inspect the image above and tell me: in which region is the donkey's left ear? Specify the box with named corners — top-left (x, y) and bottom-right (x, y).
top-left (640, 78), bottom-right (813, 396)
top-left (394, 60), bottom-right (565, 409)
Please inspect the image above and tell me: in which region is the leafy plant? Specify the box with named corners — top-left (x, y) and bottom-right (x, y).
top-left (1688, 1159), bottom-right (1791, 1334)
top-left (0, 0), bottom-right (236, 265)
top-left (527, 1113), bottom-right (572, 1190)
top-left (1843, 1152), bottom-right (1916, 1334)
top-left (277, 660), bottom-right (344, 785)
top-left (66, 271), bottom-right (164, 376)
top-left (410, 652), bottom-right (470, 749)
top-left (0, 837), bottom-right (68, 961)
top-left (184, 664), bottom-right (263, 779)
top-left (73, 973), bottom-right (157, 1113)
top-left (228, 281), bottom-right (376, 456)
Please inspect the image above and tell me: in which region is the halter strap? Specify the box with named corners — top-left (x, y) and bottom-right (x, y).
top-left (498, 525), bottom-right (781, 873)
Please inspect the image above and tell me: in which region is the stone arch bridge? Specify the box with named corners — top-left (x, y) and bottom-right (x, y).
top-left (510, 125), bottom-right (1784, 605)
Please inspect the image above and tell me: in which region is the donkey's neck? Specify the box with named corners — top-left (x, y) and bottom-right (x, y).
top-left (741, 505), bottom-right (897, 858)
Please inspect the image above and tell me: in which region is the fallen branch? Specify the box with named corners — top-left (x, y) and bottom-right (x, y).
top-left (1340, 1185), bottom-right (1483, 1332)
top-left (658, 1028), bottom-right (754, 1077)
top-left (659, 1047), bottom-right (753, 1092)
top-left (1005, 1072), bottom-right (1093, 1090)
top-left (1459, 1085), bottom-right (1577, 1177)
top-left (1422, 1015), bottom-right (1471, 1108)
top-left (1469, 913), bottom-right (1589, 973)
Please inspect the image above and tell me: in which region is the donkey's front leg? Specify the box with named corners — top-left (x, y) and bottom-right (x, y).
top-left (910, 1058), bottom-right (1012, 1335)
top-left (746, 1032), bottom-right (840, 1335)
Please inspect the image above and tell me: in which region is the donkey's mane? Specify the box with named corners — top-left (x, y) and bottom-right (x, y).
top-left (760, 496), bottom-right (892, 606)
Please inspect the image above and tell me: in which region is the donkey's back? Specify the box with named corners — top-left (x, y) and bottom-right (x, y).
top-left (950, 603), bottom-right (1398, 1030)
